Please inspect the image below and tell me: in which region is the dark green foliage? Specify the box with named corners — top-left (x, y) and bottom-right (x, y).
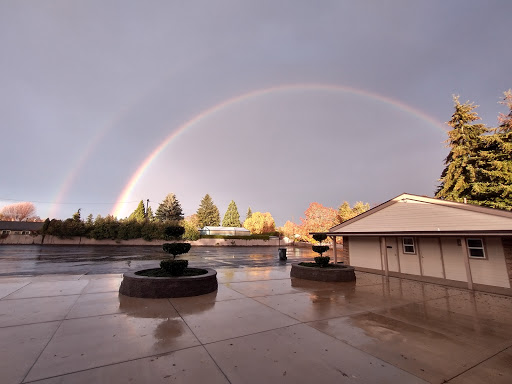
top-left (436, 96), bottom-right (489, 202)
top-left (72, 209), bottom-right (81, 222)
top-left (246, 207), bottom-right (252, 220)
top-left (146, 206), bottom-right (154, 221)
top-left (312, 245), bottom-right (329, 256)
top-left (163, 225), bottom-right (185, 240)
top-left (162, 242), bottom-right (191, 258)
top-left (129, 200), bottom-right (146, 222)
top-left (299, 262), bottom-right (344, 269)
top-left (117, 220), bottom-right (142, 240)
top-left (222, 200), bottom-right (241, 227)
top-left (137, 267), bottom-right (207, 277)
top-left (197, 194), bottom-right (220, 227)
top-left (469, 91), bottom-right (512, 209)
top-left (314, 256), bottom-right (330, 267)
top-left (160, 259), bottom-right (189, 276)
top-left (312, 234), bottom-right (327, 242)
top-left (156, 193), bottom-right (184, 222)
top-left (42, 218), bottom-right (51, 234)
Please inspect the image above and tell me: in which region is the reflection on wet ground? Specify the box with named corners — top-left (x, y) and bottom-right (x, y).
top-left (0, 245), bottom-right (317, 275)
top-left (1, 258), bottom-right (512, 383)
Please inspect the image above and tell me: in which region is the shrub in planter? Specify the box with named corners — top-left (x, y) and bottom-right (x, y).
top-left (314, 256), bottom-right (331, 267)
top-left (312, 234), bottom-right (328, 243)
top-left (160, 259), bottom-right (189, 276)
top-left (163, 225), bottom-right (186, 240)
top-left (162, 242), bottom-right (191, 257)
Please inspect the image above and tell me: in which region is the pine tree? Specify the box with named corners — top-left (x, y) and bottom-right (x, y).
top-left (196, 194), bottom-right (220, 227)
top-left (246, 207), bottom-right (252, 220)
top-left (155, 193), bottom-right (183, 222)
top-left (436, 96), bottom-right (488, 202)
top-left (129, 200), bottom-right (146, 222)
top-left (222, 200), bottom-right (241, 227)
top-left (146, 206), bottom-right (155, 221)
top-left (471, 90), bottom-right (512, 209)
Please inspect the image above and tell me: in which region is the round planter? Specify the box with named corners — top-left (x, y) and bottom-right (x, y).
top-left (290, 263), bottom-right (356, 282)
top-left (119, 268), bottom-right (218, 298)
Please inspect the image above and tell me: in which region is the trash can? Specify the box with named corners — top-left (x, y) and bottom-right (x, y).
top-left (278, 248), bottom-right (287, 261)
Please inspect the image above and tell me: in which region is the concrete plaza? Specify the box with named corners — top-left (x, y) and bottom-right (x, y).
top-left (1, 265), bottom-right (511, 383)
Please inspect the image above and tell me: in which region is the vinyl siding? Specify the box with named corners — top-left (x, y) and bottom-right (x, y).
top-left (349, 237), bottom-right (381, 269)
top-left (469, 237), bottom-right (511, 288)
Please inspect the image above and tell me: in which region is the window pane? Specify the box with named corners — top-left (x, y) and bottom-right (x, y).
top-left (469, 248), bottom-right (485, 258)
top-left (467, 239), bottom-right (483, 248)
top-left (404, 245), bottom-right (415, 253)
top-left (403, 238), bottom-right (414, 245)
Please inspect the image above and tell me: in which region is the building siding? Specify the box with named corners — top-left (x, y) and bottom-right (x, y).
top-left (349, 237), bottom-right (381, 269)
top-left (469, 237), bottom-right (510, 288)
top-left (398, 238), bottom-right (421, 275)
top-left (503, 237), bottom-right (512, 287)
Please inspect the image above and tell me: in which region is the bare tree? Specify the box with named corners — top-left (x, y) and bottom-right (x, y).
top-left (0, 202), bottom-right (37, 221)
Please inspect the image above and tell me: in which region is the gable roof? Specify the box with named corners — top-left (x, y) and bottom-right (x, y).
top-left (325, 193), bottom-right (512, 236)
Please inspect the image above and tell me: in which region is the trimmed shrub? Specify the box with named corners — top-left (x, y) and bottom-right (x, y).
top-left (162, 242), bottom-right (191, 258)
top-left (312, 245), bottom-right (329, 256)
top-left (160, 259), bottom-right (189, 276)
top-left (314, 256), bottom-right (330, 267)
top-left (312, 233), bottom-right (328, 243)
top-left (163, 225), bottom-right (185, 240)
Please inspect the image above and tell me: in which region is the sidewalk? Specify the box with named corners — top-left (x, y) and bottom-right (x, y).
top-left (1, 266), bottom-right (511, 383)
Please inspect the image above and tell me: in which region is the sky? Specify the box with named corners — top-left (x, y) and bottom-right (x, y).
top-left (1, 1), bottom-right (511, 226)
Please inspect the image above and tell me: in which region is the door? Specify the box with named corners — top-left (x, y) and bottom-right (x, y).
top-left (385, 237), bottom-right (400, 272)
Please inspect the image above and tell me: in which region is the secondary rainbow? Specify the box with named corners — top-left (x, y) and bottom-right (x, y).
top-left (111, 83), bottom-right (446, 217)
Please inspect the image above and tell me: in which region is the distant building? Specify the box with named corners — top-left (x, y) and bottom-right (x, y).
top-left (319, 193), bottom-right (512, 296)
top-left (0, 221), bottom-right (44, 235)
top-left (199, 226), bottom-right (251, 236)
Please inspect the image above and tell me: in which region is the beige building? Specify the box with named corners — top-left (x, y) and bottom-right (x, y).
top-left (323, 193), bottom-right (512, 295)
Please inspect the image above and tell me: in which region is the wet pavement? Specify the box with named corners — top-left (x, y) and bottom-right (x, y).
top-left (0, 245), bottom-right (317, 276)
top-left (1, 264), bottom-right (512, 383)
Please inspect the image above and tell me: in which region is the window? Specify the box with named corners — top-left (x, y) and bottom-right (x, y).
top-left (402, 237), bottom-right (416, 254)
top-left (1, 230), bottom-right (10, 235)
top-left (467, 238), bottom-right (486, 258)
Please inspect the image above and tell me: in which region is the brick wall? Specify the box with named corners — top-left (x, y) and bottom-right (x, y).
top-left (502, 237), bottom-right (512, 287)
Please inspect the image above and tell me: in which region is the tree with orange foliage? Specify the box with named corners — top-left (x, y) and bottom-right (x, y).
top-left (243, 212), bottom-right (275, 234)
top-left (281, 220), bottom-right (301, 241)
top-left (0, 202), bottom-right (37, 221)
top-left (298, 202), bottom-right (339, 244)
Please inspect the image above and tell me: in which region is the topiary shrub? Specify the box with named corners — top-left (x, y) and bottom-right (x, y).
top-left (312, 233), bottom-right (328, 243)
top-left (163, 225), bottom-right (186, 240)
top-left (160, 259), bottom-right (189, 276)
top-left (162, 243), bottom-right (191, 258)
top-left (314, 256), bottom-right (330, 267)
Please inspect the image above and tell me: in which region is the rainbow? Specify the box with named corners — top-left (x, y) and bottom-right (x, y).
top-left (110, 83), bottom-right (446, 218)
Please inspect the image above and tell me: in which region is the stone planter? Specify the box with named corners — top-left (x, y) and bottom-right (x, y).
top-left (290, 263), bottom-right (356, 282)
top-left (119, 268), bottom-right (218, 298)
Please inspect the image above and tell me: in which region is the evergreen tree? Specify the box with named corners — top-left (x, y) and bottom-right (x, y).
top-left (155, 193), bottom-right (183, 222)
top-left (129, 200), bottom-right (146, 222)
top-left (436, 96), bottom-right (488, 202)
top-left (471, 90), bottom-right (512, 209)
top-left (146, 206), bottom-right (155, 221)
top-left (72, 208), bottom-right (82, 222)
top-left (196, 194), bottom-right (220, 227)
top-left (246, 207), bottom-right (252, 221)
top-left (222, 200), bottom-right (241, 227)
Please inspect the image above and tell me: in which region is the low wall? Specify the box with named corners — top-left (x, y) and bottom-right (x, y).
top-left (0, 234), bottom-right (289, 247)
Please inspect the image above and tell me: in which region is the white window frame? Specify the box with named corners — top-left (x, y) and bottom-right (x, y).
top-left (402, 237), bottom-right (416, 254)
top-left (467, 238), bottom-right (486, 259)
